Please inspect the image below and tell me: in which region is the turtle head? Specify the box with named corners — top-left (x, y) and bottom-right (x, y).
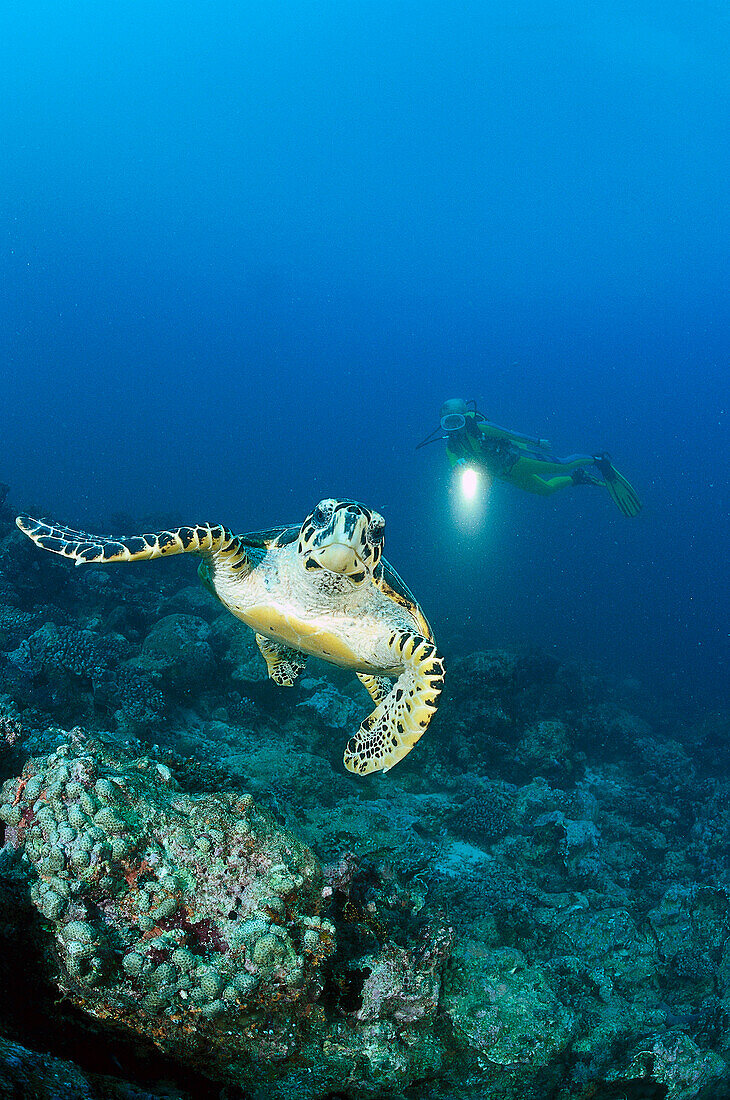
top-left (298, 499), bottom-right (385, 585)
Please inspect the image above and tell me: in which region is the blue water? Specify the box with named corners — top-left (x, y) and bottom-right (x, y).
top-left (2, 2), bottom-right (728, 705)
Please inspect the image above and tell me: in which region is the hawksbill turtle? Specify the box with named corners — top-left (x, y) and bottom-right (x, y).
top-left (16, 499), bottom-right (445, 775)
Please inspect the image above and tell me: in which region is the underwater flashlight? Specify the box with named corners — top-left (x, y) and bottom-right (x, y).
top-left (460, 467), bottom-right (478, 501)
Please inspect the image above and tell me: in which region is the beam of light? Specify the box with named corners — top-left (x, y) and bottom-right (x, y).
top-left (461, 466), bottom-right (478, 500)
top-left (450, 463), bottom-right (491, 533)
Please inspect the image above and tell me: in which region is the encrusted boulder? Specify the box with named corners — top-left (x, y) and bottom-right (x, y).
top-left (135, 613), bottom-right (216, 697)
top-left (515, 718), bottom-right (575, 782)
top-left (297, 676), bottom-right (364, 732)
top-left (549, 907), bottom-right (659, 994)
top-left (210, 613), bottom-right (267, 684)
top-left (0, 737), bottom-right (336, 1095)
top-left (444, 942), bottom-right (577, 1067)
top-left (607, 1032), bottom-right (728, 1100)
top-left (0, 735), bottom-right (456, 1099)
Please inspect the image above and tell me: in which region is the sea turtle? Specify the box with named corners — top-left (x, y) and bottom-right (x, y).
top-left (16, 499), bottom-right (445, 775)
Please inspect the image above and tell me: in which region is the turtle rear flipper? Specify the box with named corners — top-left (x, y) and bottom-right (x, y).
top-left (15, 515), bottom-right (248, 569)
top-left (255, 634), bottom-right (307, 686)
top-left (345, 633), bottom-right (444, 775)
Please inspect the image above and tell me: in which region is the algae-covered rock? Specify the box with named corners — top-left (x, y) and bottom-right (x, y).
top-left (0, 1033), bottom-right (184, 1100)
top-left (1, 737), bottom-right (337, 1094)
top-left (297, 676), bottom-right (363, 731)
top-left (1, 734), bottom-right (455, 1099)
top-left (649, 884), bottom-right (730, 960)
top-left (210, 612), bottom-right (267, 683)
top-left (515, 718), bottom-right (574, 782)
top-left (549, 906), bottom-right (659, 993)
top-left (161, 584), bottom-right (221, 623)
top-left (608, 1032), bottom-right (728, 1100)
top-left (444, 941), bottom-right (577, 1066)
top-left (135, 613), bottom-right (216, 695)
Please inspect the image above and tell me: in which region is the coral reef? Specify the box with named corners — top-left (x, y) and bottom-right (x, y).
top-left (0, 495), bottom-right (729, 1098)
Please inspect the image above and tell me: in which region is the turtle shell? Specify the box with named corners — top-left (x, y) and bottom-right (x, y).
top-left (374, 560), bottom-right (432, 639)
top-left (238, 524), bottom-right (300, 550)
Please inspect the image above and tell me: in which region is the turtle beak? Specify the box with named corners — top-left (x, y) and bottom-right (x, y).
top-left (312, 543), bottom-right (365, 576)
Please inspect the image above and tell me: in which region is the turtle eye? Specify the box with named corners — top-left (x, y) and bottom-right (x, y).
top-left (312, 501), bottom-right (333, 528)
top-left (368, 518), bottom-right (385, 545)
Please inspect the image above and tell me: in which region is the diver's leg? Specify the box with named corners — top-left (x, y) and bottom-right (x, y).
top-left (518, 454), bottom-right (594, 478)
top-left (507, 456), bottom-right (588, 496)
top-left (514, 471), bottom-right (574, 496)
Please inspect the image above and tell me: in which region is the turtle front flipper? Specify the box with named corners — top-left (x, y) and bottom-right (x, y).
top-left (357, 673), bottom-right (393, 705)
top-left (15, 515), bottom-right (249, 570)
top-left (255, 634), bottom-right (307, 687)
top-left (345, 632), bottom-right (444, 775)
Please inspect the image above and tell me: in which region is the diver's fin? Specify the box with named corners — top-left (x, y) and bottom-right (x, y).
top-left (593, 455), bottom-right (642, 517)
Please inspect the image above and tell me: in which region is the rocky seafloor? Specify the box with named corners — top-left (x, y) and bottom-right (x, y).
top-left (0, 487), bottom-right (729, 1099)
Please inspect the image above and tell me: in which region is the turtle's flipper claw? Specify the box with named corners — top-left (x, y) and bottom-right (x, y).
top-left (344, 633), bottom-right (444, 775)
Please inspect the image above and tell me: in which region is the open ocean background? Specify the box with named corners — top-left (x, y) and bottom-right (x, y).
top-left (2, 1), bottom-right (728, 708)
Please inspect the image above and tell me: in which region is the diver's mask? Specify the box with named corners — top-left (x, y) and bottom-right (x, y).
top-left (417, 398), bottom-right (483, 449)
top-left (440, 411), bottom-right (467, 432)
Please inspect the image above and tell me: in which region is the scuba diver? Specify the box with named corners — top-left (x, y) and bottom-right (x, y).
top-left (418, 398), bottom-right (642, 517)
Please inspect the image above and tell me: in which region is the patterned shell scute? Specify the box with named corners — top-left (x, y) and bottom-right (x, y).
top-left (238, 525), bottom-right (300, 550)
top-left (375, 560), bottom-right (420, 611)
top-left (374, 561), bottom-right (432, 640)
